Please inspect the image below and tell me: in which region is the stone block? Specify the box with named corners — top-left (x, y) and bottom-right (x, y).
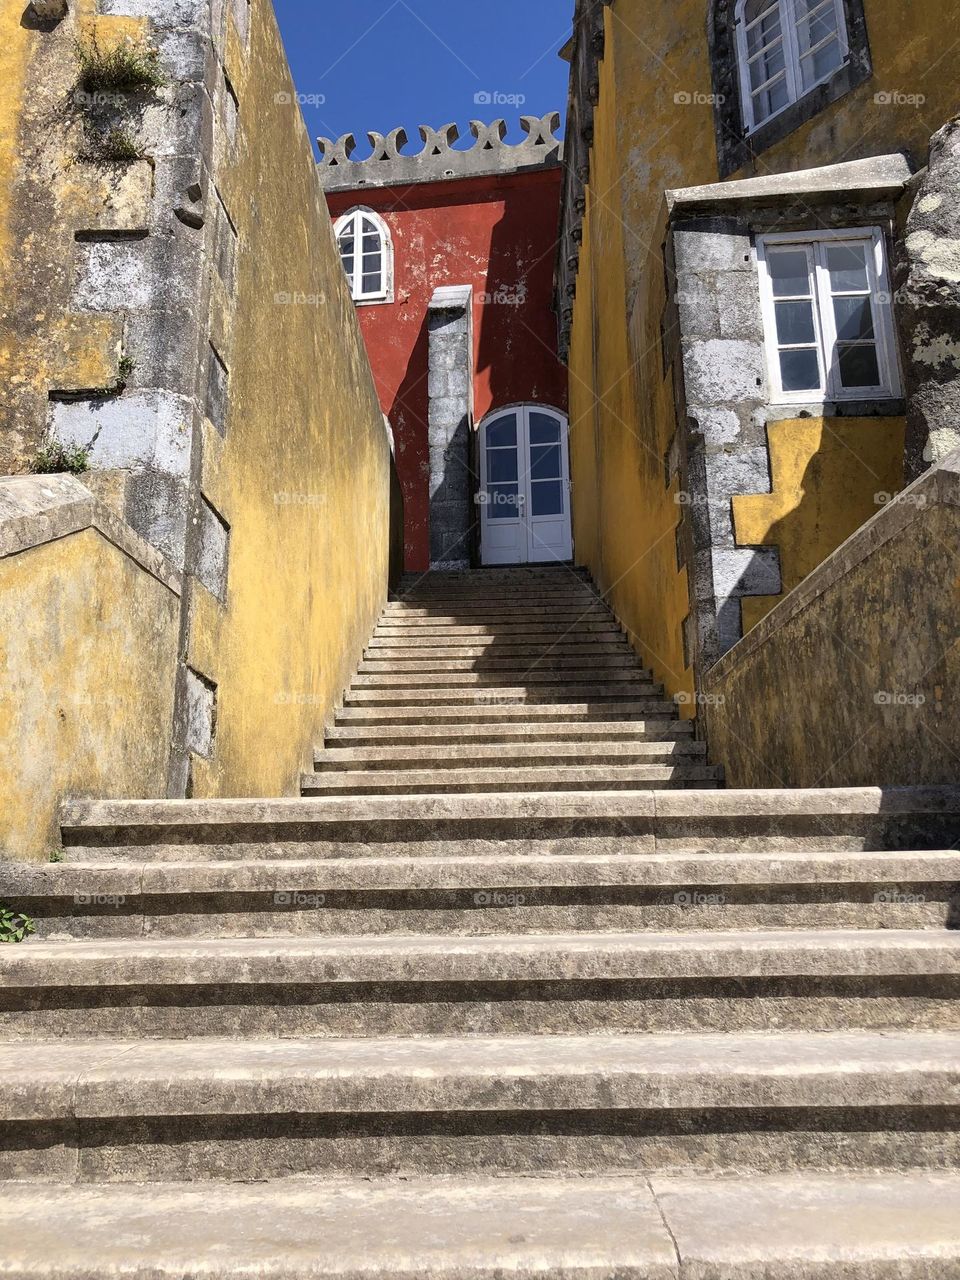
top-left (683, 338), bottom-right (765, 405)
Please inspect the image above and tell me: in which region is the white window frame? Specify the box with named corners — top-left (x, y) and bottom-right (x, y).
top-left (333, 207), bottom-right (394, 305)
top-left (735, 0), bottom-right (850, 134)
top-left (756, 227), bottom-right (902, 405)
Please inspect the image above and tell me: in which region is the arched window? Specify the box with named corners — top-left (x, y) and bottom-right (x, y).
top-left (334, 208), bottom-right (393, 304)
top-left (736, 0), bottom-right (848, 132)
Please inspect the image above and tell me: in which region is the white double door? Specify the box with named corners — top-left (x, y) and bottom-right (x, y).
top-left (479, 406), bottom-right (573, 566)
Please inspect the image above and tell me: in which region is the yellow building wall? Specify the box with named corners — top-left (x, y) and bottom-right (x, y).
top-left (736, 417), bottom-right (906, 633)
top-left (0, 529), bottom-right (179, 860)
top-left (186, 0), bottom-right (393, 800)
top-left (567, 0), bottom-right (957, 694)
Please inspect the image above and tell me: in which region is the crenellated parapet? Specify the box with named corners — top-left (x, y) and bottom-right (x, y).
top-left (317, 114), bottom-right (563, 191)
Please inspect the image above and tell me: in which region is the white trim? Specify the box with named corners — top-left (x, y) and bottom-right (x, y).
top-left (333, 207), bottom-right (394, 304)
top-left (735, 0), bottom-right (849, 134)
top-left (756, 226), bottom-right (902, 405)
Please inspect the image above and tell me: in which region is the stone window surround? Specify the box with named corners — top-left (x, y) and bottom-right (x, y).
top-left (665, 157), bottom-right (911, 670)
top-left (709, 0), bottom-right (873, 179)
top-left (333, 207), bottom-right (396, 306)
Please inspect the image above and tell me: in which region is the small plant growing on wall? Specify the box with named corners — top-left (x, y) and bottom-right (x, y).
top-left (82, 126), bottom-right (143, 164)
top-left (75, 37), bottom-right (165, 94)
top-left (0, 905), bottom-right (35, 945)
top-left (30, 441), bottom-right (90, 475)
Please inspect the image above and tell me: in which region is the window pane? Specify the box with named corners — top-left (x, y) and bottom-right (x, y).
top-left (795, 0), bottom-right (840, 51)
top-left (530, 444), bottom-right (562, 481)
top-left (800, 35), bottom-right (842, 87)
top-left (361, 272), bottom-right (382, 294)
top-left (838, 344), bottom-right (881, 388)
top-left (488, 450), bottom-right (518, 482)
top-left (531, 481), bottom-right (564, 516)
top-left (487, 416), bottom-right (517, 448)
top-left (749, 40), bottom-right (786, 91)
top-left (826, 243), bottom-right (869, 292)
top-left (529, 414), bottom-right (561, 445)
top-left (833, 295), bottom-right (875, 341)
top-left (753, 77), bottom-right (790, 121)
top-left (487, 484), bottom-right (520, 519)
top-left (769, 249), bottom-right (812, 297)
top-left (745, 1), bottom-right (781, 55)
top-left (779, 348), bottom-right (821, 392)
top-left (775, 300), bottom-right (817, 345)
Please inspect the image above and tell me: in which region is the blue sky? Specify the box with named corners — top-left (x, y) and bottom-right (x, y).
top-left (272, 0), bottom-right (572, 157)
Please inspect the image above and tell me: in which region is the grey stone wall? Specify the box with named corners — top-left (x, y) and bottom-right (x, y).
top-left (427, 286), bottom-right (475, 571)
top-left (896, 118), bottom-right (960, 479)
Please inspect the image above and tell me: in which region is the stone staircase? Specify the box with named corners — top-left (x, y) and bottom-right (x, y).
top-left (2, 565), bottom-right (960, 1277)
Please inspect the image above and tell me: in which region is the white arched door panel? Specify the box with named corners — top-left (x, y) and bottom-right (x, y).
top-left (478, 406), bottom-right (573, 566)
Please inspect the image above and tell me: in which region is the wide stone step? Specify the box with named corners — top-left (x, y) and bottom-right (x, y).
top-left (324, 719), bottom-right (696, 747)
top-left (6, 1171), bottom-right (960, 1278)
top-left (342, 684), bottom-right (666, 706)
top-left (315, 739), bottom-right (707, 768)
top-left (301, 763), bottom-right (724, 794)
top-left (366, 641), bottom-right (634, 659)
top-left (335, 699), bottom-right (677, 723)
top-left (383, 596), bottom-right (603, 613)
top-left (358, 654), bottom-right (643, 673)
top-left (4, 1031), bottom-right (960, 1180)
top-left (58, 788), bottom-right (960, 864)
top-left (349, 671), bottom-right (655, 691)
top-left (378, 609), bottom-right (611, 625)
top-left (9, 850), bottom-right (958, 936)
top-left (3, 931), bottom-right (959, 1038)
top-left (372, 622), bottom-right (623, 641)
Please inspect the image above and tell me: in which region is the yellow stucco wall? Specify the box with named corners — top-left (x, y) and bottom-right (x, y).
top-left (0, 529), bottom-right (179, 860)
top-left (185, 0), bottom-right (392, 799)
top-left (568, 0), bottom-right (958, 695)
top-left (736, 417), bottom-right (905, 632)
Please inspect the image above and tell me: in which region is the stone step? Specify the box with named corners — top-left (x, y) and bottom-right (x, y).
top-left (349, 670), bottom-right (655, 690)
top-left (57, 787), bottom-right (960, 862)
top-left (4, 1031), bottom-right (960, 1180)
top-left (342, 685), bottom-right (666, 706)
top-left (372, 622), bottom-right (623, 641)
top-left (315, 739), bottom-right (707, 768)
top-left (383, 595), bottom-right (602, 611)
top-left (300, 763), bottom-right (725, 794)
top-left (359, 654), bottom-right (643, 673)
top-left (335, 701), bottom-right (680, 721)
top-left (324, 719), bottom-right (696, 747)
top-left (5, 1171), bottom-right (960, 1278)
top-left (10, 850), bottom-right (958, 936)
top-left (366, 641), bottom-right (634, 658)
top-left (3, 930), bottom-right (959, 1038)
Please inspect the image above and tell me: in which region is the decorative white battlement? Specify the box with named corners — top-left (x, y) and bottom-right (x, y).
top-left (317, 114), bottom-right (562, 190)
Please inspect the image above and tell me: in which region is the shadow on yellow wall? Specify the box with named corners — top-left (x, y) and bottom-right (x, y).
top-left (735, 417), bottom-right (905, 634)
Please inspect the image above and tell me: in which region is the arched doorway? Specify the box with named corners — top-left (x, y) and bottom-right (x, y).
top-left (478, 405), bottom-right (573, 565)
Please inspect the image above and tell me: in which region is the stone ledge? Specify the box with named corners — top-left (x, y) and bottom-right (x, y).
top-left (0, 474), bottom-right (182, 596)
top-left (667, 153), bottom-right (914, 215)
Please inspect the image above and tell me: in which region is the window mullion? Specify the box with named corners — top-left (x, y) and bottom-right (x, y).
top-left (780, 0), bottom-right (802, 106)
top-left (813, 242), bottom-right (838, 400)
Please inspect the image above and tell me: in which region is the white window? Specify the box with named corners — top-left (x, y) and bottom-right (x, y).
top-left (757, 228), bottom-right (901, 404)
top-left (736, 0), bottom-right (848, 132)
top-left (334, 208), bottom-right (393, 304)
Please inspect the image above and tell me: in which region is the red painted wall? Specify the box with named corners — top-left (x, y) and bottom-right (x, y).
top-left (326, 167), bottom-right (566, 572)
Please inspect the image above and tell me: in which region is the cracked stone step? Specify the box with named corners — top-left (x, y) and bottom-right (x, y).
top-left (324, 720), bottom-right (696, 747)
top-left (342, 685), bottom-right (666, 706)
top-left (4, 1031), bottom-right (960, 1180)
top-left (300, 763), bottom-right (725, 795)
top-left (4, 1171), bottom-right (960, 1279)
top-left (7, 852), bottom-right (958, 940)
top-left (335, 700), bottom-right (678, 723)
top-left (3, 931), bottom-right (959, 1039)
top-left (314, 739), bottom-right (707, 768)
